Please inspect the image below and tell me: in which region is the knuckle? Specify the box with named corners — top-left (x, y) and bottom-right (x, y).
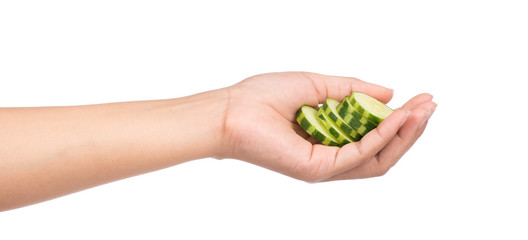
top-left (291, 160), bottom-right (321, 183)
top-left (303, 176), bottom-right (322, 184)
top-left (376, 166), bottom-right (391, 177)
top-left (373, 128), bottom-right (386, 142)
top-left (296, 168), bottom-right (325, 183)
top-left (298, 160), bottom-right (330, 183)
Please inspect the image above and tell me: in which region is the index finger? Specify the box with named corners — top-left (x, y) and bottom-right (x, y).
top-left (304, 109), bottom-right (409, 181)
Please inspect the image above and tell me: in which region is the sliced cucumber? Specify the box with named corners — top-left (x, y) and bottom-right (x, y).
top-left (317, 107), bottom-right (353, 146)
top-left (296, 92), bottom-right (393, 146)
top-left (296, 105), bottom-right (340, 146)
top-left (349, 92), bottom-right (393, 125)
top-left (337, 96), bottom-right (379, 136)
top-left (321, 98), bottom-right (361, 142)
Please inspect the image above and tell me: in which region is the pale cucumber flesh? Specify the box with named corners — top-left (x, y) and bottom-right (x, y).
top-left (296, 92), bottom-right (393, 146)
top-left (349, 92), bottom-right (393, 125)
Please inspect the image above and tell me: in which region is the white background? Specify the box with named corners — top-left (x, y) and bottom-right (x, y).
top-left (1, 0), bottom-right (527, 239)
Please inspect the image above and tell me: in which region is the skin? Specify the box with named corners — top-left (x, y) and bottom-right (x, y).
top-left (0, 72), bottom-right (436, 211)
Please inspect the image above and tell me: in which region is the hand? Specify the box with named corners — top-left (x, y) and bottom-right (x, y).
top-left (0, 71), bottom-right (435, 211)
top-left (217, 72), bottom-right (436, 182)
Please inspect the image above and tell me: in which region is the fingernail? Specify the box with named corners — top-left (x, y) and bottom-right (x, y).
top-left (400, 110), bottom-right (411, 127)
top-left (431, 102), bottom-right (438, 113)
top-left (419, 110), bottom-right (431, 129)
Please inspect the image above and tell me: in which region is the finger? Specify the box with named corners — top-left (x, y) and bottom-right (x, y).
top-left (401, 93), bottom-right (433, 111)
top-left (306, 73), bottom-right (394, 104)
top-left (398, 101), bottom-right (437, 140)
top-left (321, 101), bottom-right (436, 181)
top-left (315, 109), bottom-right (410, 180)
top-left (398, 102), bottom-right (436, 150)
top-left (323, 157), bottom-right (383, 181)
top-left (376, 101), bottom-right (437, 170)
top-left (414, 103), bottom-right (436, 138)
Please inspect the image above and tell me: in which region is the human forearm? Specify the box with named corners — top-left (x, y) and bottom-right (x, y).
top-left (0, 71), bottom-right (435, 211)
top-left (0, 89), bottom-right (227, 211)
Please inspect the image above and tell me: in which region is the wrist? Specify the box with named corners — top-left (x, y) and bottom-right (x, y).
top-left (164, 88), bottom-right (231, 161)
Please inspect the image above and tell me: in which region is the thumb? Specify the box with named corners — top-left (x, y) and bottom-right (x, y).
top-left (306, 73), bottom-right (394, 104)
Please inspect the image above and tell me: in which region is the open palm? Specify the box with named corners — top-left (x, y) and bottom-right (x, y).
top-left (218, 72), bottom-right (436, 182)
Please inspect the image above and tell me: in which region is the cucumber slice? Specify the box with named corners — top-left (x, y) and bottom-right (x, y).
top-left (317, 107), bottom-right (354, 146)
top-left (321, 98), bottom-right (361, 142)
top-left (296, 106), bottom-right (340, 146)
top-left (349, 92), bottom-right (393, 125)
top-left (337, 96), bottom-right (378, 137)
